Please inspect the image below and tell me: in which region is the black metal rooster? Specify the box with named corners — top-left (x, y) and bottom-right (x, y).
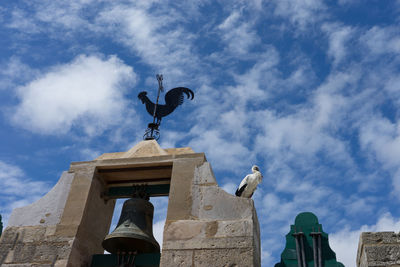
top-left (138, 74), bottom-right (194, 140)
top-left (138, 87), bottom-right (194, 125)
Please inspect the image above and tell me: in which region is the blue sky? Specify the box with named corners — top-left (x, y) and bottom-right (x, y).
top-left (1, 0), bottom-right (400, 266)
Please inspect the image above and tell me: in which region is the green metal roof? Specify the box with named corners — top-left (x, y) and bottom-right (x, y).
top-left (275, 212), bottom-right (344, 267)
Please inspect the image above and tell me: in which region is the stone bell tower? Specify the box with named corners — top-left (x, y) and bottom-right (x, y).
top-left (0, 140), bottom-right (261, 266)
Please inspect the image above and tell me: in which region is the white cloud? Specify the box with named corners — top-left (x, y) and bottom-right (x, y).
top-left (230, 49), bottom-right (279, 102)
top-left (0, 57), bottom-right (39, 90)
top-left (188, 129), bottom-right (253, 170)
top-left (218, 10), bottom-right (260, 56)
top-left (359, 117), bottom-right (400, 169)
top-left (7, 0), bottom-right (97, 34)
top-left (6, 1), bottom-right (201, 83)
top-left (337, 0), bottom-right (360, 5)
top-left (360, 26), bottom-right (400, 56)
top-left (158, 130), bottom-right (190, 150)
top-left (221, 182), bottom-right (237, 195)
top-left (7, 9), bottom-right (41, 34)
top-left (254, 105), bottom-right (350, 166)
top-left (34, 0), bottom-right (96, 30)
top-left (322, 23), bottom-right (355, 66)
top-left (330, 212), bottom-right (400, 267)
top-left (153, 219), bottom-right (165, 247)
top-left (271, 0), bottom-right (326, 29)
top-left (359, 116), bottom-right (400, 197)
top-left (0, 161), bottom-right (49, 227)
top-left (96, 3), bottom-right (199, 81)
top-left (12, 54), bottom-right (137, 136)
top-left (79, 147), bottom-right (102, 161)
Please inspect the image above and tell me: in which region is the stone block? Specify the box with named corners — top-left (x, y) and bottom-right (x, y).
top-left (163, 236), bottom-right (253, 250)
top-left (163, 219), bottom-right (255, 252)
top-left (54, 259), bottom-right (68, 267)
top-left (1, 264), bottom-right (40, 267)
top-left (164, 220), bottom-right (204, 241)
top-left (215, 220), bottom-right (254, 237)
top-left (192, 185), bottom-right (254, 220)
top-left (357, 232), bottom-right (400, 267)
top-left (20, 226), bottom-right (46, 243)
top-left (193, 162), bottom-right (217, 185)
top-left (164, 219), bottom-right (254, 244)
top-left (167, 157), bottom-right (205, 221)
top-left (0, 242), bottom-right (14, 264)
top-left (3, 249), bottom-right (14, 264)
top-left (363, 245), bottom-right (400, 265)
top-left (0, 227), bottom-right (20, 244)
top-left (361, 232), bottom-right (400, 244)
top-left (159, 250), bottom-right (194, 267)
top-left (32, 243), bottom-right (68, 263)
top-left (12, 243), bottom-right (37, 263)
top-left (193, 248), bottom-right (255, 267)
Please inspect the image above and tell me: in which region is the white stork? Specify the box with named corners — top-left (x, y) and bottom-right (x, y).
top-left (235, 165), bottom-right (263, 198)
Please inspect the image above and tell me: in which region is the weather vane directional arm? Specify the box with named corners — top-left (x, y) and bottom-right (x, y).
top-left (152, 74), bottom-right (164, 124)
top-left (138, 74), bottom-right (194, 141)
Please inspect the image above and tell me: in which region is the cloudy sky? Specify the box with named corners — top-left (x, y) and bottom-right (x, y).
top-left (1, 0), bottom-right (400, 266)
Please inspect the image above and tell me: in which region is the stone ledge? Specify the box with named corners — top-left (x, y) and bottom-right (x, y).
top-left (163, 236), bottom-right (253, 250)
top-left (357, 232), bottom-right (400, 267)
top-left (192, 185), bottom-right (254, 220)
top-left (161, 248), bottom-right (256, 267)
top-left (361, 232), bottom-right (400, 244)
top-left (164, 219), bottom-right (254, 241)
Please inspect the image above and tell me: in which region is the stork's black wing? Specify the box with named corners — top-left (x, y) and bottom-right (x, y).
top-left (235, 184), bottom-right (247, 197)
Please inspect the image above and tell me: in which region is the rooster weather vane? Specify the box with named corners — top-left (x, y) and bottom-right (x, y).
top-left (138, 74), bottom-right (194, 140)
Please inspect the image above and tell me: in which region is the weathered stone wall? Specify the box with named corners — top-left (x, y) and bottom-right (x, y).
top-left (0, 225), bottom-right (72, 267)
top-left (357, 232), bottom-right (400, 267)
top-left (161, 161), bottom-right (261, 267)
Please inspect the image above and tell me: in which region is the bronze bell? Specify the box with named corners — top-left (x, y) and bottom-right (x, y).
top-left (102, 197), bottom-right (160, 254)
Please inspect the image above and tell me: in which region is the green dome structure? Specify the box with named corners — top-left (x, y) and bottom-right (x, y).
top-left (275, 212), bottom-right (344, 267)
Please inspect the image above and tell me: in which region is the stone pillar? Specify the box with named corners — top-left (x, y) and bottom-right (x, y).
top-left (161, 161), bottom-right (261, 267)
top-left (357, 232), bottom-right (400, 267)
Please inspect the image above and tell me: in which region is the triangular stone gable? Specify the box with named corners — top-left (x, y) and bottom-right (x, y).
top-left (123, 140), bottom-right (168, 158)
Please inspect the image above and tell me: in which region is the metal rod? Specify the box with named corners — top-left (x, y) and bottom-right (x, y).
top-left (318, 233), bottom-right (322, 267)
top-left (293, 231), bottom-right (303, 267)
top-left (299, 232), bottom-right (307, 267)
top-left (310, 232), bottom-right (318, 267)
top-left (130, 252), bottom-right (137, 267)
top-left (120, 251), bottom-right (126, 267)
top-left (126, 252), bottom-right (132, 267)
top-left (153, 74), bottom-right (163, 124)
